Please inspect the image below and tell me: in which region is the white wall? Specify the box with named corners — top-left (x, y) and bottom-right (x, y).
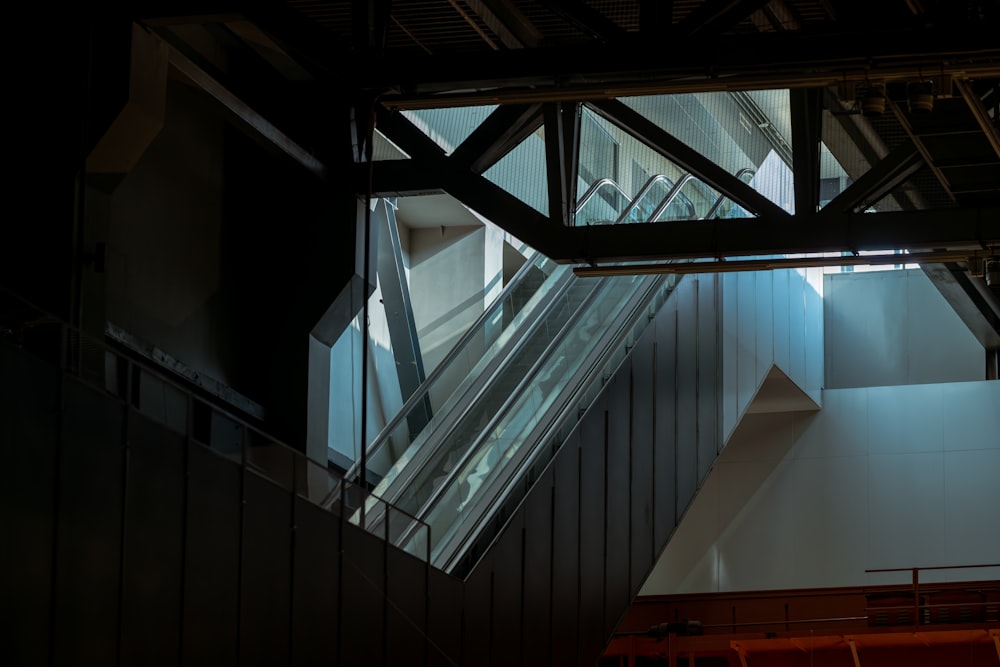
top-left (643, 268), bottom-right (998, 596)
top-left (408, 224), bottom-right (503, 381)
top-left (824, 269), bottom-right (984, 388)
top-left (640, 380), bottom-right (1000, 594)
top-left (721, 267), bottom-right (825, 443)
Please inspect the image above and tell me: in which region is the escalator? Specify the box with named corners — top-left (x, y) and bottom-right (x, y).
top-left (338, 168), bottom-right (751, 570)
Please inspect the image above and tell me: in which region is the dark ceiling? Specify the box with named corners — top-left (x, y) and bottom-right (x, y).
top-left (139, 0), bottom-right (1000, 341)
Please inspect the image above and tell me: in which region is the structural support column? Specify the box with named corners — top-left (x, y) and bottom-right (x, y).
top-left (790, 87), bottom-right (823, 216)
top-left (544, 102), bottom-right (582, 227)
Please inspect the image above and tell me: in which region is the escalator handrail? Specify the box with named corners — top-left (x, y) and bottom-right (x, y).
top-left (576, 177), bottom-right (630, 217)
top-left (613, 173), bottom-right (675, 225)
top-left (703, 168), bottom-right (756, 219)
top-left (396, 266), bottom-right (615, 535)
top-left (437, 272), bottom-right (678, 572)
top-left (649, 173), bottom-right (696, 221)
top-left (333, 243), bottom-right (550, 493)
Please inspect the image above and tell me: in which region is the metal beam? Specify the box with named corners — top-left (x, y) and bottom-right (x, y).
top-left (675, 0), bottom-right (771, 38)
top-left (365, 161), bottom-right (446, 197)
top-left (790, 88), bottom-right (823, 216)
top-left (544, 102), bottom-right (582, 226)
top-left (956, 78), bottom-right (1000, 162)
top-left (536, 0), bottom-right (627, 43)
top-left (888, 97), bottom-right (957, 203)
top-left (922, 262), bottom-right (1000, 349)
top-left (820, 139), bottom-right (924, 215)
top-left (450, 103), bottom-right (544, 173)
top-left (373, 107), bottom-right (570, 257)
top-left (588, 99), bottom-right (792, 221)
top-left (374, 200), bottom-right (432, 433)
top-left (556, 206), bottom-right (1000, 264)
top-left (164, 40), bottom-right (326, 177)
top-left (463, 0), bottom-right (543, 48)
top-left (370, 24), bottom-right (1000, 108)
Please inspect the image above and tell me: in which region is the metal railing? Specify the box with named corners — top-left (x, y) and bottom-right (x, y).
top-left (0, 286), bottom-right (430, 562)
top-left (864, 563), bottom-right (1000, 629)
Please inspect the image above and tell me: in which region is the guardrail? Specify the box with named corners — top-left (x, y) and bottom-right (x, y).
top-left (0, 286), bottom-right (430, 562)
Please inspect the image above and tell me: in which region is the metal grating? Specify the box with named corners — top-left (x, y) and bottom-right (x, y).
top-left (583, 0), bottom-right (640, 31)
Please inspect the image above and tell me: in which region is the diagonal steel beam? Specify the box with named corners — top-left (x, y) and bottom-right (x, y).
top-left (888, 97), bottom-right (958, 204)
top-left (790, 87), bottom-right (824, 216)
top-left (955, 78), bottom-right (1000, 162)
top-left (537, 0), bottom-right (628, 43)
top-left (463, 0), bottom-right (543, 48)
top-left (163, 38), bottom-right (326, 177)
top-left (820, 139), bottom-right (924, 215)
top-left (544, 102), bottom-right (582, 226)
top-left (674, 0), bottom-right (771, 38)
top-left (588, 99), bottom-right (792, 220)
top-left (373, 107), bottom-right (570, 256)
top-left (450, 103), bottom-right (544, 174)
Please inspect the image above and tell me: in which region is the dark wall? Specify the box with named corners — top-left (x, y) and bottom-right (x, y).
top-left (3, 275), bottom-right (723, 667)
top-left (0, 339), bottom-right (431, 667)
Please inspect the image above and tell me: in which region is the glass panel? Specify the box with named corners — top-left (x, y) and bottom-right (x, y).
top-left (484, 127), bottom-right (549, 215)
top-left (401, 105), bottom-right (498, 155)
top-left (360, 250), bottom-right (568, 490)
top-left (818, 141), bottom-right (857, 210)
top-left (620, 89), bottom-right (792, 215)
top-left (576, 180), bottom-right (630, 226)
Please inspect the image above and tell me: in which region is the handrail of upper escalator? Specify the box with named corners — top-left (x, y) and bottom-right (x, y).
top-left (649, 173), bottom-right (696, 221)
top-left (576, 177), bottom-right (630, 217)
top-left (703, 168), bottom-right (756, 219)
top-left (328, 245), bottom-right (550, 497)
top-left (613, 174), bottom-right (675, 225)
top-left (397, 270), bottom-right (613, 537)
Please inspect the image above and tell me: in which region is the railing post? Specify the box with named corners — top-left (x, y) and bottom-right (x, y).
top-left (912, 568), bottom-right (919, 630)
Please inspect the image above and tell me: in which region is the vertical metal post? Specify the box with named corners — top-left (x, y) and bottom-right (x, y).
top-left (912, 568), bottom-right (919, 630)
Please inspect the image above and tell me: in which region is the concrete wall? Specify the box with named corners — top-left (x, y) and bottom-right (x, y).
top-left (97, 74), bottom-right (357, 447)
top-left (640, 380), bottom-right (1000, 594)
top-left (642, 268), bottom-right (997, 595)
top-left (408, 225), bottom-right (498, 380)
top-left (824, 269), bottom-right (984, 388)
top-left (105, 81), bottom-right (228, 383)
top-left (721, 267), bottom-right (825, 443)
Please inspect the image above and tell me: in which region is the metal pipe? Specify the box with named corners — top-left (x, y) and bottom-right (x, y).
top-left (574, 250), bottom-right (988, 277)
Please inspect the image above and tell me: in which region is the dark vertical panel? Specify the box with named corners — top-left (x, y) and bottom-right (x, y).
top-left (628, 335), bottom-right (655, 597)
top-left (550, 432), bottom-right (580, 665)
top-left (340, 522), bottom-right (385, 667)
top-left (1, 344), bottom-right (59, 666)
top-left (653, 305), bottom-right (677, 547)
top-left (696, 275), bottom-right (720, 483)
top-left (604, 373), bottom-right (630, 639)
top-left (291, 497), bottom-right (339, 667)
top-left (121, 414), bottom-right (185, 667)
top-left (461, 554), bottom-right (492, 667)
top-left (491, 513), bottom-right (523, 667)
top-left (183, 445), bottom-right (241, 667)
top-left (577, 395), bottom-right (606, 663)
top-left (386, 547), bottom-right (428, 667)
top-left (675, 281), bottom-right (698, 510)
top-left (52, 379), bottom-right (124, 667)
top-left (427, 567), bottom-right (462, 667)
top-left (240, 473), bottom-right (292, 667)
top-left (522, 470), bottom-right (553, 667)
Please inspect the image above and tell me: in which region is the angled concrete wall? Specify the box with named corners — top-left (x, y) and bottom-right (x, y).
top-left (643, 268), bottom-right (997, 595)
